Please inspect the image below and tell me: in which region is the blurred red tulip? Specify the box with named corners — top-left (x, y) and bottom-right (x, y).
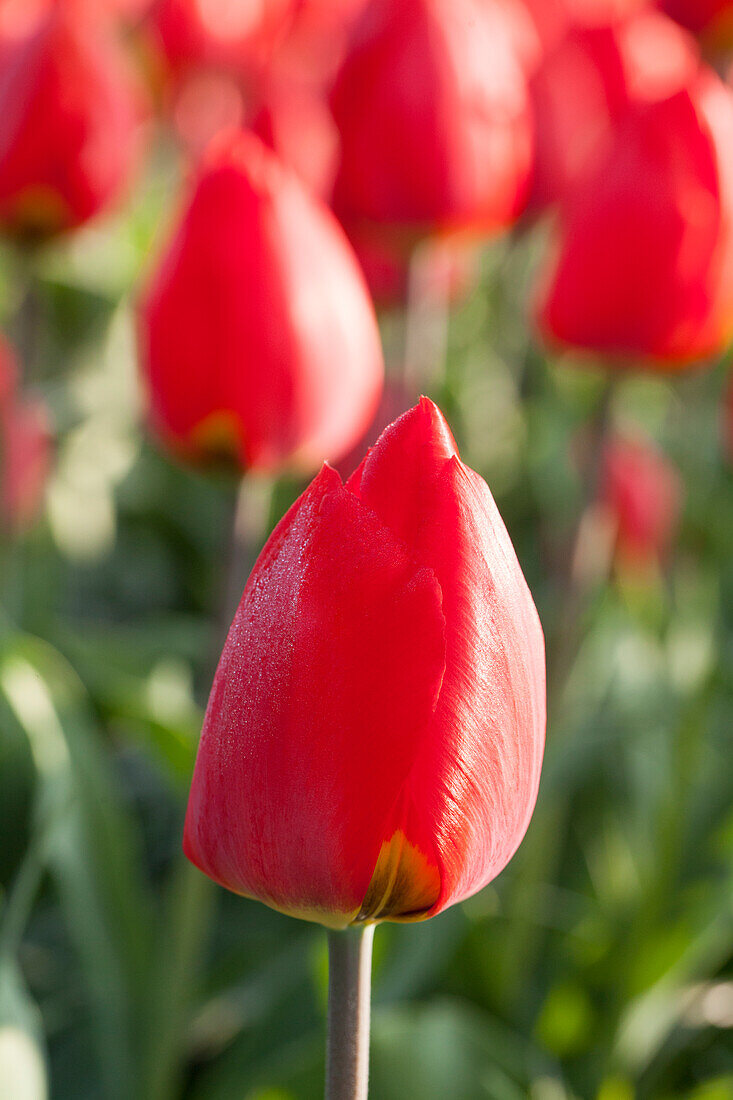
top-left (330, 0), bottom-right (534, 238)
top-left (530, 9), bottom-right (698, 206)
top-left (0, 4), bottom-right (147, 236)
top-left (600, 435), bottom-right (682, 567)
top-left (0, 340), bottom-right (50, 534)
top-left (660, 0), bottom-right (733, 44)
top-left (184, 397), bottom-right (545, 926)
top-left (0, 0), bottom-right (151, 38)
top-left (139, 130), bottom-right (384, 474)
top-left (537, 68), bottom-right (733, 366)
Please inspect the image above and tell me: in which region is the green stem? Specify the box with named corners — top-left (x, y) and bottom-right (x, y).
top-left (403, 238), bottom-right (451, 397)
top-left (325, 925), bottom-right (374, 1100)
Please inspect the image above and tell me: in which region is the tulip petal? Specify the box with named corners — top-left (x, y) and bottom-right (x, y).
top-left (410, 458), bottom-right (546, 913)
top-left (184, 464), bottom-right (446, 925)
top-left (350, 398), bottom-right (545, 914)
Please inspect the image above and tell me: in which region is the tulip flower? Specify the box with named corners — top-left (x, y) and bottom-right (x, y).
top-left (0, 4), bottom-right (147, 237)
top-left (600, 435), bottom-right (682, 568)
top-left (536, 67), bottom-right (733, 366)
top-left (0, 340), bottom-right (50, 534)
top-left (530, 9), bottom-right (698, 206)
top-left (330, 0), bottom-right (534, 238)
top-left (139, 130), bottom-right (384, 473)
top-left (184, 397), bottom-right (546, 927)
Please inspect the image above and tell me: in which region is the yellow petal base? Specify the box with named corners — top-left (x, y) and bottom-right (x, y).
top-left (354, 830), bottom-right (440, 924)
top-left (189, 411), bottom-right (243, 467)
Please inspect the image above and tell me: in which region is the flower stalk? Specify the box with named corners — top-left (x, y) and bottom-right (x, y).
top-left (325, 925), bottom-right (374, 1100)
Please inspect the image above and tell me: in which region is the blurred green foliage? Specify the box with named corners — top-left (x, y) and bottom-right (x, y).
top-left (2, 160), bottom-right (733, 1100)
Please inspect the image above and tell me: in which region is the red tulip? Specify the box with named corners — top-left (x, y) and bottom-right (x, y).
top-left (0, 0), bottom-right (151, 38)
top-left (0, 4), bottom-right (147, 236)
top-left (530, 9), bottom-right (698, 206)
top-left (600, 435), bottom-right (682, 567)
top-left (537, 68), bottom-right (733, 366)
top-left (139, 130), bottom-right (384, 473)
top-left (660, 0), bottom-right (733, 44)
top-left (184, 397), bottom-right (546, 926)
top-left (0, 340), bottom-right (50, 533)
top-left (330, 0), bottom-right (534, 238)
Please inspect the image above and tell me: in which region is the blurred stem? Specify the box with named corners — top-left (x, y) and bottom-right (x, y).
top-left (548, 375), bottom-right (616, 690)
top-left (326, 924), bottom-right (374, 1100)
top-left (220, 475), bottom-right (274, 637)
top-left (11, 246), bottom-right (43, 379)
top-left (403, 239), bottom-right (451, 397)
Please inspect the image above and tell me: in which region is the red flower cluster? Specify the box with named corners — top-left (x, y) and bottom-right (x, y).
top-left (184, 399), bottom-right (545, 925)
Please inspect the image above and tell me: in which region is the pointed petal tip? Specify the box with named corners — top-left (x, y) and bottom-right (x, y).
top-left (416, 396), bottom-right (458, 455)
top-left (373, 396), bottom-right (458, 462)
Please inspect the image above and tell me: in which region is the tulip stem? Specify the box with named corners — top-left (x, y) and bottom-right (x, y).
top-left (403, 239), bottom-right (451, 395)
top-left (325, 924), bottom-right (374, 1100)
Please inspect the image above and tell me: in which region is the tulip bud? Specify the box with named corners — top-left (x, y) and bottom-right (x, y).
top-left (0, 341), bottom-right (50, 534)
top-left (600, 435), bottom-right (682, 568)
top-left (330, 0), bottom-right (534, 238)
top-left (530, 10), bottom-right (698, 207)
top-left (184, 398), bottom-right (546, 927)
top-left (536, 68), bottom-right (733, 366)
top-left (139, 130), bottom-right (384, 473)
top-left (0, 5), bottom-right (147, 237)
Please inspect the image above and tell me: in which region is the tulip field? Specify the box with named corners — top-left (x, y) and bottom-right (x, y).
top-left (3, 2), bottom-right (733, 1099)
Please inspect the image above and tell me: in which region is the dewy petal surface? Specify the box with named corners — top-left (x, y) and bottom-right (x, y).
top-left (349, 398), bottom-right (546, 914)
top-left (184, 464), bottom-right (446, 925)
